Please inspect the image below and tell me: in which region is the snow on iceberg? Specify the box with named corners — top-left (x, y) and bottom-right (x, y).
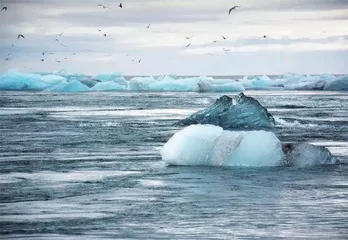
top-left (161, 125), bottom-right (284, 167)
top-left (180, 93), bottom-right (275, 130)
top-left (161, 125), bottom-right (339, 167)
top-left (0, 70), bottom-right (66, 91)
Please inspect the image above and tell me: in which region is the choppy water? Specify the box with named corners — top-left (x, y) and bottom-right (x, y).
top-left (0, 91), bottom-right (348, 239)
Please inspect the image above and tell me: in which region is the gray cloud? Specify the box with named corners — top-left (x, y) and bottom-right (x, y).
top-left (0, 0), bottom-right (347, 74)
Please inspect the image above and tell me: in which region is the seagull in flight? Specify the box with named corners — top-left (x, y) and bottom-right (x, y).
top-left (213, 40), bottom-right (217, 43)
top-left (17, 34), bottom-right (25, 39)
top-left (263, 35), bottom-right (267, 38)
top-left (55, 60), bottom-right (61, 63)
top-left (41, 59), bottom-right (45, 62)
top-left (186, 35), bottom-right (194, 40)
top-left (5, 57), bottom-right (11, 62)
top-left (103, 33), bottom-right (107, 37)
top-left (228, 6), bottom-right (240, 15)
top-left (58, 31), bottom-right (64, 37)
top-left (223, 48), bottom-right (231, 53)
top-left (2, 6), bottom-right (7, 11)
top-left (97, 4), bottom-right (110, 9)
top-left (42, 51), bottom-right (53, 56)
top-left (147, 24), bottom-right (151, 29)
top-left (186, 43), bottom-right (191, 48)
top-left (222, 35), bottom-right (227, 40)
top-left (138, 58), bottom-right (142, 63)
top-left (206, 53), bottom-right (214, 56)
top-left (119, 3), bottom-right (123, 8)
top-left (55, 38), bottom-right (68, 47)
top-left (98, 29), bottom-right (102, 32)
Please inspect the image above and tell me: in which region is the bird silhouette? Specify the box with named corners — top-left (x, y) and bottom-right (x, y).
top-left (5, 57), bottom-right (11, 62)
top-left (55, 60), bottom-right (61, 63)
top-left (138, 58), bottom-right (142, 63)
top-left (97, 4), bottom-right (110, 9)
top-left (98, 29), bottom-right (102, 32)
top-left (222, 35), bottom-right (227, 40)
top-left (186, 43), bottom-right (191, 48)
top-left (119, 3), bottom-right (123, 8)
top-left (186, 35), bottom-right (194, 40)
top-left (1, 6), bottom-right (7, 11)
top-left (42, 51), bottom-right (53, 56)
top-left (58, 31), bottom-right (64, 37)
top-left (17, 34), bottom-right (25, 39)
top-left (41, 59), bottom-right (45, 62)
top-left (213, 40), bottom-right (217, 43)
top-left (103, 33), bottom-right (107, 37)
top-left (263, 35), bottom-right (267, 38)
top-left (147, 24), bottom-right (151, 29)
top-left (223, 48), bottom-right (231, 53)
top-left (228, 6), bottom-right (240, 15)
top-left (55, 39), bottom-right (68, 47)
top-left (207, 53), bottom-right (214, 56)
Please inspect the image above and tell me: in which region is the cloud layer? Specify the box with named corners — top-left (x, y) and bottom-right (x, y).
top-left (0, 0), bottom-right (347, 75)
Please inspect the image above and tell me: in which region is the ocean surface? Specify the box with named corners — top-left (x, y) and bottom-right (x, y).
top-left (0, 91), bottom-right (348, 239)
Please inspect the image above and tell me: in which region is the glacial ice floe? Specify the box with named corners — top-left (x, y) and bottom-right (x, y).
top-left (161, 124), bottom-right (338, 167)
top-left (0, 70), bottom-right (347, 92)
top-left (179, 93), bottom-right (275, 130)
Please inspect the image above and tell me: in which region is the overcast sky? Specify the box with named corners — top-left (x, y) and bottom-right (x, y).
top-left (0, 0), bottom-right (347, 75)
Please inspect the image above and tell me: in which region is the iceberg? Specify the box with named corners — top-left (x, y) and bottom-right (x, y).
top-left (0, 70), bottom-right (66, 91)
top-left (95, 72), bottom-right (128, 87)
top-left (180, 93), bottom-right (275, 130)
top-left (161, 125), bottom-right (338, 167)
top-left (91, 81), bottom-right (126, 91)
top-left (161, 125), bottom-right (284, 167)
top-left (282, 142), bottom-right (338, 167)
top-left (45, 80), bottom-right (90, 92)
top-left (324, 75), bottom-right (348, 91)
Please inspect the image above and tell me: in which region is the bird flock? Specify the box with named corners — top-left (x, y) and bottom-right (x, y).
top-left (1, 3), bottom-right (265, 65)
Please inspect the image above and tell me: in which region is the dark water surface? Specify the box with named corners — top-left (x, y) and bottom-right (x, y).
top-left (0, 91), bottom-right (348, 239)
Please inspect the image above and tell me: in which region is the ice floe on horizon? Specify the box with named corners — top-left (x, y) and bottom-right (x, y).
top-left (0, 69), bottom-right (347, 92)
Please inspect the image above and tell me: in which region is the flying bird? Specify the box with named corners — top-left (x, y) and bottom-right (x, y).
top-left (213, 40), bottom-right (217, 43)
top-left (223, 48), bottom-right (231, 53)
top-left (263, 35), bottom-right (267, 38)
top-left (55, 60), bottom-right (61, 63)
top-left (58, 31), bottom-right (64, 37)
top-left (41, 59), bottom-right (45, 62)
top-left (55, 38), bottom-right (68, 47)
top-left (147, 24), bottom-right (151, 29)
top-left (98, 29), bottom-right (102, 32)
top-left (186, 43), bottom-right (191, 48)
top-left (42, 51), bottom-right (53, 56)
top-left (103, 33), bottom-right (107, 37)
top-left (17, 34), bottom-right (25, 39)
top-left (119, 3), bottom-right (123, 8)
top-left (222, 35), bottom-right (227, 40)
top-left (206, 53), bottom-right (214, 56)
top-left (97, 4), bottom-right (110, 9)
top-left (228, 6), bottom-right (240, 15)
top-left (2, 6), bottom-right (7, 11)
top-left (5, 57), bottom-right (11, 62)
top-left (185, 35), bottom-right (194, 40)
top-left (138, 58), bottom-right (142, 63)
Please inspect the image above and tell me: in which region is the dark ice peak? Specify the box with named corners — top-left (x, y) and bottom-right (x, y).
top-left (180, 93), bottom-right (275, 130)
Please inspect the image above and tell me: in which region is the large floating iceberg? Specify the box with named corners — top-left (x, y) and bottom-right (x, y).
top-left (180, 93), bottom-right (275, 130)
top-left (161, 125), bottom-right (338, 167)
top-left (0, 70), bottom-right (347, 92)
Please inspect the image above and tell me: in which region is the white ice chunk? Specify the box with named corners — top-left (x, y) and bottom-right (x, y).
top-left (161, 125), bottom-right (285, 167)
